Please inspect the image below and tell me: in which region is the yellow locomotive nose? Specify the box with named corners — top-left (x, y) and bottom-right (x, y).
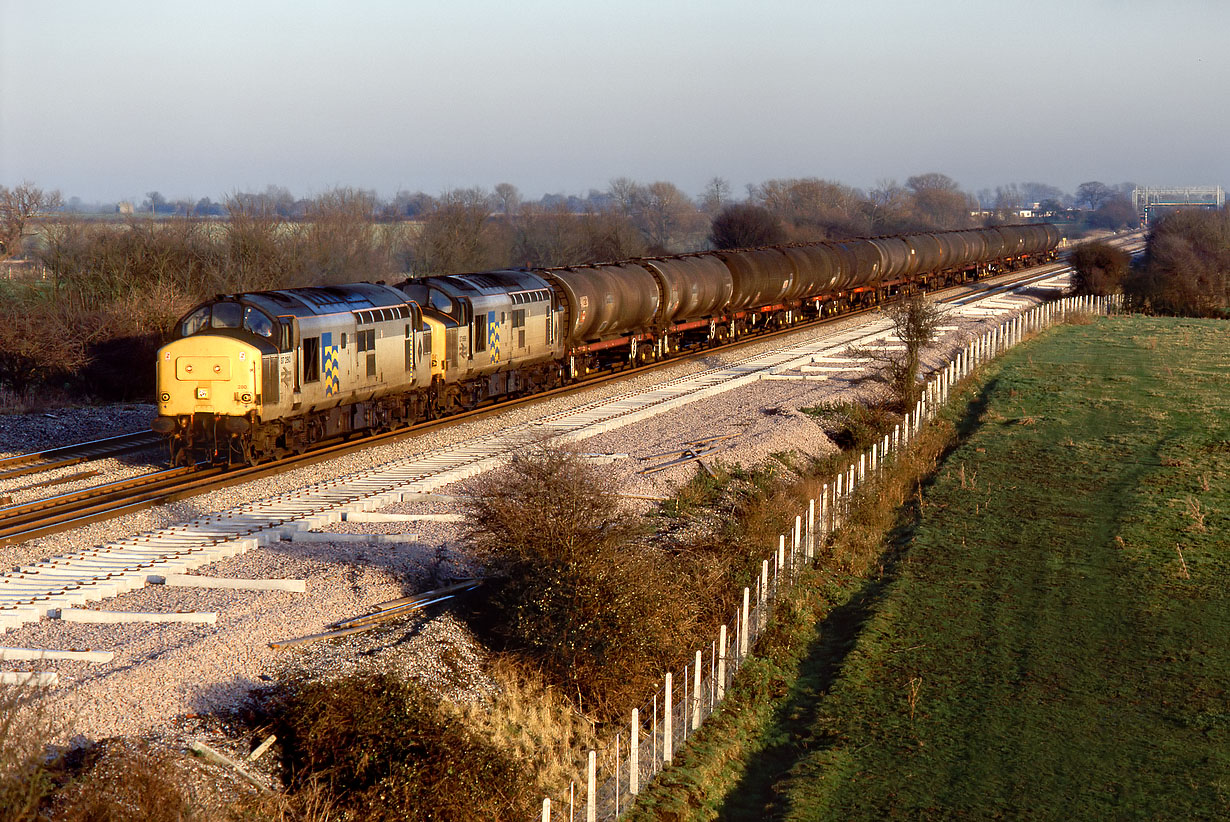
top-left (153, 336), bottom-right (261, 427)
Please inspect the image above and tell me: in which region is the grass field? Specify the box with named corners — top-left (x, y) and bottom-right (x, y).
top-left (630, 316), bottom-right (1229, 820)
top-left (778, 316), bottom-right (1230, 819)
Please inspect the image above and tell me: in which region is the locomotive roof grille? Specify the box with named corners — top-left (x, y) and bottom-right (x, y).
top-left (354, 305), bottom-right (414, 325)
top-left (510, 289), bottom-right (550, 305)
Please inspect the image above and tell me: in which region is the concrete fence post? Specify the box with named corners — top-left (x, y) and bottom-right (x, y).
top-left (542, 797), bottom-right (551, 822)
top-left (663, 674), bottom-right (673, 764)
top-left (692, 651), bottom-right (702, 730)
top-left (793, 516), bottom-right (802, 566)
top-left (858, 452), bottom-right (866, 483)
top-left (870, 442), bottom-right (878, 474)
top-left (717, 625), bottom-right (727, 700)
top-left (740, 588), bottom-right (750, 656)
top-left (761, 559), bottom-right (769, 608)
top-left (806, 499), bottom-right (815, 559)
top-left (834, 474), bottom-right (844, 527)
top-left (631, 708), bottom-right (640, 795)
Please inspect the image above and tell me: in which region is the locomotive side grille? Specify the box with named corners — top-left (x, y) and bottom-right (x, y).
top-left (262, 355), bottom-right (279, 404)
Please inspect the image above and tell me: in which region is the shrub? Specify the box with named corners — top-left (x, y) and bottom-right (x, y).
top-left (1068, 241), bottom-right (1130, 296)
top-left (272, 671), bottom-right (531, 821)
top-left (709, 203), bottom-right (785, 250)
top-left (463, 444), bottom-right (699, 720)
top-left (1126, 208), bottom-right (1230, 316)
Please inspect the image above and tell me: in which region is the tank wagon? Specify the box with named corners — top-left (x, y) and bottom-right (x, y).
top-left (152, 224), bottom-right (1060, 464)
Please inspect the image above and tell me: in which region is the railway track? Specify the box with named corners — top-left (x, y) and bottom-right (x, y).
top-left (0, 255), bottom-right (1092, 633)
top-left (0, 253), bottom-right (1118, 552)
top-left (0, 431), bottom-right (161, 482)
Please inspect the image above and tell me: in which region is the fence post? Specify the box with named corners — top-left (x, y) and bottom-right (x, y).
top-left (542, 798), bottom-right (550, 822)
top-left (777, 538), bottom-right (785, 586)
top-left (740, 588), bottom-right (750, 657)
top-left (834, 474), bottom-right (844, 527)
top-left (692, 651), bottom-right (702, 730)
top-left (806, 499), bottom-right (815, 560)
top-left (631, 708), bottom-right (639, 795)
top-left (587, 751), bottom-right (597, 822)
top-left (717, 625), bottom-right (727, 701)
top-left (663, 673), bottom-right (673, 764)
top-left (793, 515), bottom-right (802, 568)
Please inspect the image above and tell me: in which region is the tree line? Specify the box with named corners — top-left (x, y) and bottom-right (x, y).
top-left (1071, 207), bottom-right (1230, 317)
top-left (0, 172), bottom-right (1145, 402)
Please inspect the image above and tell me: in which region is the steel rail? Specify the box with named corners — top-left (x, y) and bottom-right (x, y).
top-left (0, 431), bottom-right (162, 481)
top-left (0, 254), bottom-right (1092, 548)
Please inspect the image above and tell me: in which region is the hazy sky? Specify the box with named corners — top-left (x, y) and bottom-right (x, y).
top-left (2, 0), bottom-right (1226, 204)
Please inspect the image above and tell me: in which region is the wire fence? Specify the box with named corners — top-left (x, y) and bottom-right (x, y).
top-left (541, 293), bottom-right (1119, 821)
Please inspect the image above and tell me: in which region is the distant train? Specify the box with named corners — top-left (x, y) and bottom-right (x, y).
top-left (152, 224), bottom-right (1061, 464)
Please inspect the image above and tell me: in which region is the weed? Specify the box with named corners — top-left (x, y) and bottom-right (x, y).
top-left (0, 685), bottom-right (59, 822)
top-left (1184, 497), bottom-right (1207, 532)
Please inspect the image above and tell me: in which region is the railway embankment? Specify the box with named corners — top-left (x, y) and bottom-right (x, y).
top-left (628, 315), bottom-right (1230, 820)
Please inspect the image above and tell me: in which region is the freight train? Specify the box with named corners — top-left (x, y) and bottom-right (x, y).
top-left (151, 224), bottom-right (1061, 465)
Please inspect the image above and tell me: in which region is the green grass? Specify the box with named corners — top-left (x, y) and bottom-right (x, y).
top-left (628, 316), bottom-right (1230, 821)
top-left (777, 316), bottom-right (1230, 819)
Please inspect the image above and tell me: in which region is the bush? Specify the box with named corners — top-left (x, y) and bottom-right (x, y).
top-left (802, 400), bottom-right (901, 451)
top-left (1126, 208), bottom-right (1230, 316)
top-left (463, 444), bottom-right (699, 720)
top-left (1068, 241), bottom-right (1130, 296)
top-left (272, 671), bottom-right (531, 821)
top-left (709, 203), bottom-right (785, 250)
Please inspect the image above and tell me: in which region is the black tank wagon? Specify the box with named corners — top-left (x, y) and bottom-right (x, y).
top-left (153, 225), bottom-right (1060, 464)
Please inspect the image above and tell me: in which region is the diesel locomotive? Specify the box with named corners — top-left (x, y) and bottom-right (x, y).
top-left (151, 224), bottom-right (1061, 464)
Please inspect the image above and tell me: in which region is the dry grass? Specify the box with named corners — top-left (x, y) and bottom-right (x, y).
top-left (0, 686), bottom-right (60, 822)
top-left (452, 655), bottom-right (601, 801)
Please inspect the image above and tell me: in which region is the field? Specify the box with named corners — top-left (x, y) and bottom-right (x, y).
top-left (633, 316), bottom-right (1230, 819)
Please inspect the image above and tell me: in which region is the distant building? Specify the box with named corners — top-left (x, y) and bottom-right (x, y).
top-left (1132, 186), bottom-right (1225, 225)
top-left (117, 201), bottom-right (134, 215)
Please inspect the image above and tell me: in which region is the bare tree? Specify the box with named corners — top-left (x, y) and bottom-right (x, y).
top-left (510, 201), bottom-right (587, 268)
top-left (635, 181), bottom-right (706, 253)
top-left (698, 176), bottom-right (732, 215)
top-left (606, 177), bottom-right (644, 216)
top-left (865, 179), bottom-right (912, 232)
top-left (1075, 181), bottom-right (1114, 211)
top-left (0, 182), bottom-right (62, 258)
top-left (493, 182), bottom-right (521, 216)
top-left (413, 187), bottom-right (494, 275)
top-left (850, 297), bottom-right (948, 410)
top-left (906, 173), bottom-right (972, 229)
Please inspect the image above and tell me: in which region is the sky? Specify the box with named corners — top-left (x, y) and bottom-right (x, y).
top-left (1, 0), bottom-right (1227, 204)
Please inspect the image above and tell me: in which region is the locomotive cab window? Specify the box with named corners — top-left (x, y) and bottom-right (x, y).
top-left (181, 306), bottom-right (210, 337)
top-left (242, 307), bottom-right (274, 339)
top-left (211, 301), bottom-right (242, 329)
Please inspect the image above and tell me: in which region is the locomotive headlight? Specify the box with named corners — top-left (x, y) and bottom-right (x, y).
top-left (240, 393), bottom-right (252, 403)
top-left (160, 392), bottom-right (170, 402)
top-left (185, 364), bottom-right (193, 373)
top-left (213, 364), bottom-right (221, 373)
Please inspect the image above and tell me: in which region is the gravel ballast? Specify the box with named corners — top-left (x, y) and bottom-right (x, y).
top-left (0, 297), bottom-right (1046, 745)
